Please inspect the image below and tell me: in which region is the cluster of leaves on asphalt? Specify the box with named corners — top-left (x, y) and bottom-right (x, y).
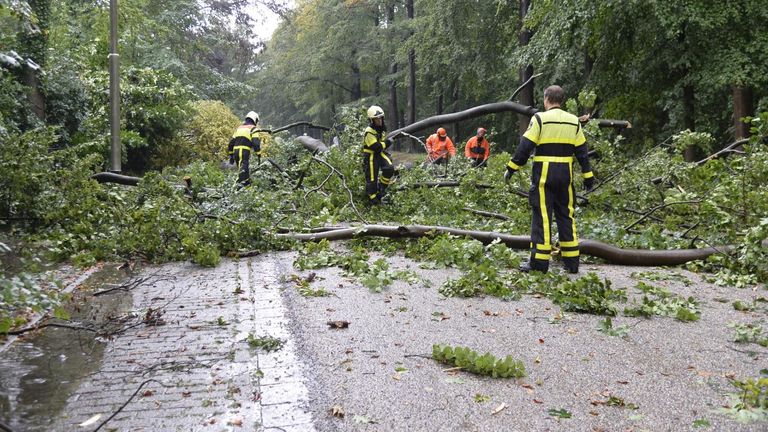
top-left (431, 344), bottom-right (526, 379)
top-left (293, 239), bottom-right (418, 292)
top-left (720, 370), bottom-right (768, 422)
top-left (246, 334), bottom-right (284, 352)
top-left (623, 282), bottom-right (701, 322)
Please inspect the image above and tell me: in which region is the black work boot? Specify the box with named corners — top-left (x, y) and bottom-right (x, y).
top-left (520, 259), bottom-right (549, 273)
top-left (563, 258), bottom-right (579, 274)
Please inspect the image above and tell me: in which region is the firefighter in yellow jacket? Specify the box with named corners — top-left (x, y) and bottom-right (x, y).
top-left (227, 111), bottom-right (261, 187)
top-left (504, 86), bottom-right (595, 273)
top-left (362, 105), bottom-right (395, 204)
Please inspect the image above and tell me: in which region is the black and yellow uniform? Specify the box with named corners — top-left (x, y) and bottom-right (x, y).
top-left (362, 125), bottom-right (395, 203)
top-left (507, 108), bottom-right (593, 272)
top-left (227, 123), bottom-right (261, 187)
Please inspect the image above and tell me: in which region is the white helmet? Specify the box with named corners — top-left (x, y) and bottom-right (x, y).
top-left (367, 105), bottom-right (384, 119)
top-left (245, 111), bottom-right (259, 123)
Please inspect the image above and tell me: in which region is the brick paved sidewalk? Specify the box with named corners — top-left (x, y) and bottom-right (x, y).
top-left (54, 257), bottom-right (315, 432)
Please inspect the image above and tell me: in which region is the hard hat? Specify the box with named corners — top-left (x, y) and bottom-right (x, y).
top-left (245, 111), bottom-right (259, 123)
top-left (367, 105), bottom-right (385, 119)
top-left (437, 127), bottom-right (447, 137)
top-left (477, 127), bottom-right (487, 135)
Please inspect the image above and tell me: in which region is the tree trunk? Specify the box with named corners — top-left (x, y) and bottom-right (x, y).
top-left (517, 0), bottom-right (534, 135)
top-left (277, 224), bottom-right (754, 266)
top-left (351, 50), bottom-right (362, 101)
top-left (406, 0), bottom-right (416, 125)
top-left (436, 92), bottom-right (443, 115)
top-left (732, 85), bottom-right (753, 140)
top-left (20, 0), bottom-right (50, 121)
top-left (387, 4), bottom-right (399, 130)
top-left (451, 79), bottom-right (460, 138)
top-left (682, 84), bottom-right (696, 161)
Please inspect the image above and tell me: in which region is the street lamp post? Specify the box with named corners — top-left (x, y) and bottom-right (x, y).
top-left (109, 0), bottom-right (121, 172)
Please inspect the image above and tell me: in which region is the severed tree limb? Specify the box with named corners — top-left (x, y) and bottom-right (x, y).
top-left (276, 224), bottom-right (752, 266)
top-left (463, 207), bottom-right (511, 221)
top-left (695, 138), bottom-right (750, 166)
top-left (387, 101), bottom-right (631, 141)
top-left (623, 200), bottom-right (702, 231)
top-left (508, 73), bottom-right (542, 101)
top-left (256, 121), bottom-right (331, 134)
top-left (296, 135), bottom-right (329, 153)
top-left (91, 172), bottom-right (140, 186)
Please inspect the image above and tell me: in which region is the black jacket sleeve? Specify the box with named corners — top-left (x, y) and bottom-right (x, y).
top-left (507, 136), bottom-right (536, 171)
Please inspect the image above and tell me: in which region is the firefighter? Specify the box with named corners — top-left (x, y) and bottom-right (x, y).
top-left (362, 105), bottom-right (395, 204)
top-left (504, 85), bottom-right (595, 273)
top-left (425, 127), bottom-right (456, 164)
top-left (464, 127), bottom-right (490, 168)
top-left (227, 111), bottom-right (261, 188)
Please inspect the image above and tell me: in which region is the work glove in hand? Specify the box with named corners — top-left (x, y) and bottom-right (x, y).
top-left (229, 155), bottom-right (235, 164)
top-left (503, 168), bottom-right (514, 182)
top-left (584, 177), bottom-right (595, 192)
top-left (384, 138), bottom-right (393, 149)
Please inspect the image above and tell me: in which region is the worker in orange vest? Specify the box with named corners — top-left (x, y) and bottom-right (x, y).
top-left (464, 127), bottom-right (490, 168)
top-left (425, 127), bottom-right (456, 164)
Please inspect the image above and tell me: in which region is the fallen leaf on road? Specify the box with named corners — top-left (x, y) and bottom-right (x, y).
top-left (78, 414), bottom-right (101, 427)
top-left (330, 405), bottom-right (345, 418)
top-left (353, 415), bottom-right (377, 424)
top-left (141, 390), bottom-right (154, 397)
top-left (327, 320), bottom-right (350, 329)
top-left (227, 417), bottom-right (243, 426)
top-left (533, 399), bottom-right (543, 404)
top-left (182, 391), bottom-right (192, 398)
top-left (491, 403), bottom-right (507, 415)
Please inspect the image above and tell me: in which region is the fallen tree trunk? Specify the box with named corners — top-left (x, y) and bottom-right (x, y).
top-left (91, 172), bottom-right (140, 186)
top-left (276, 224), bottom-right (750, 266)
top-left (296, 135), bottom-right (329, 153)
top-left (387, 101), bottom-right (631, 140)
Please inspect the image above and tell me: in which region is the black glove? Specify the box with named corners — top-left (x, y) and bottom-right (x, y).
top-left (504, 168), bottom-right (515, 182)
top-left (384, 138), bottom-right (393, 149)
top-left (229, 155), bottom-right (235, 164)
top-left (584, 177), bottom-right (595, 192)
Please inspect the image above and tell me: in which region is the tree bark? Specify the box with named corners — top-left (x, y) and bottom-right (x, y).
top-left (277, 224), bottom-right (747, 266)
top-left (406, 0), bottom-right (416, 125)
top-left (732, 85), bottom-right (753, 140)
top-left (517, 0), bottom-right (534, 135)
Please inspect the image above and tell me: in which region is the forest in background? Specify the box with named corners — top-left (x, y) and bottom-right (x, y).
top-left (2, 0), bottom-right (768, 172)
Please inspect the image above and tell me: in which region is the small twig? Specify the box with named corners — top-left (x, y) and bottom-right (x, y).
top-left (462, 207), bottom-right (511, 221)
top-left (0, 420), bottom-right (16, 432)
top-left (310, 156), bottom-right (367, 223)
top-left (303, 169), bottom-right (334, 205)
top-left (293, 149), bottom-right (319, 190)
top-left (93, 379), bottom-right (170, 431)
top-left (4, 321), bottom-right (97, 336)
top-left (624, 200), bottom-right (702, 231)
top-left (403, 353), bottom-right (432, 359)
top-left (93, 276), bottom-right (151, 297)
